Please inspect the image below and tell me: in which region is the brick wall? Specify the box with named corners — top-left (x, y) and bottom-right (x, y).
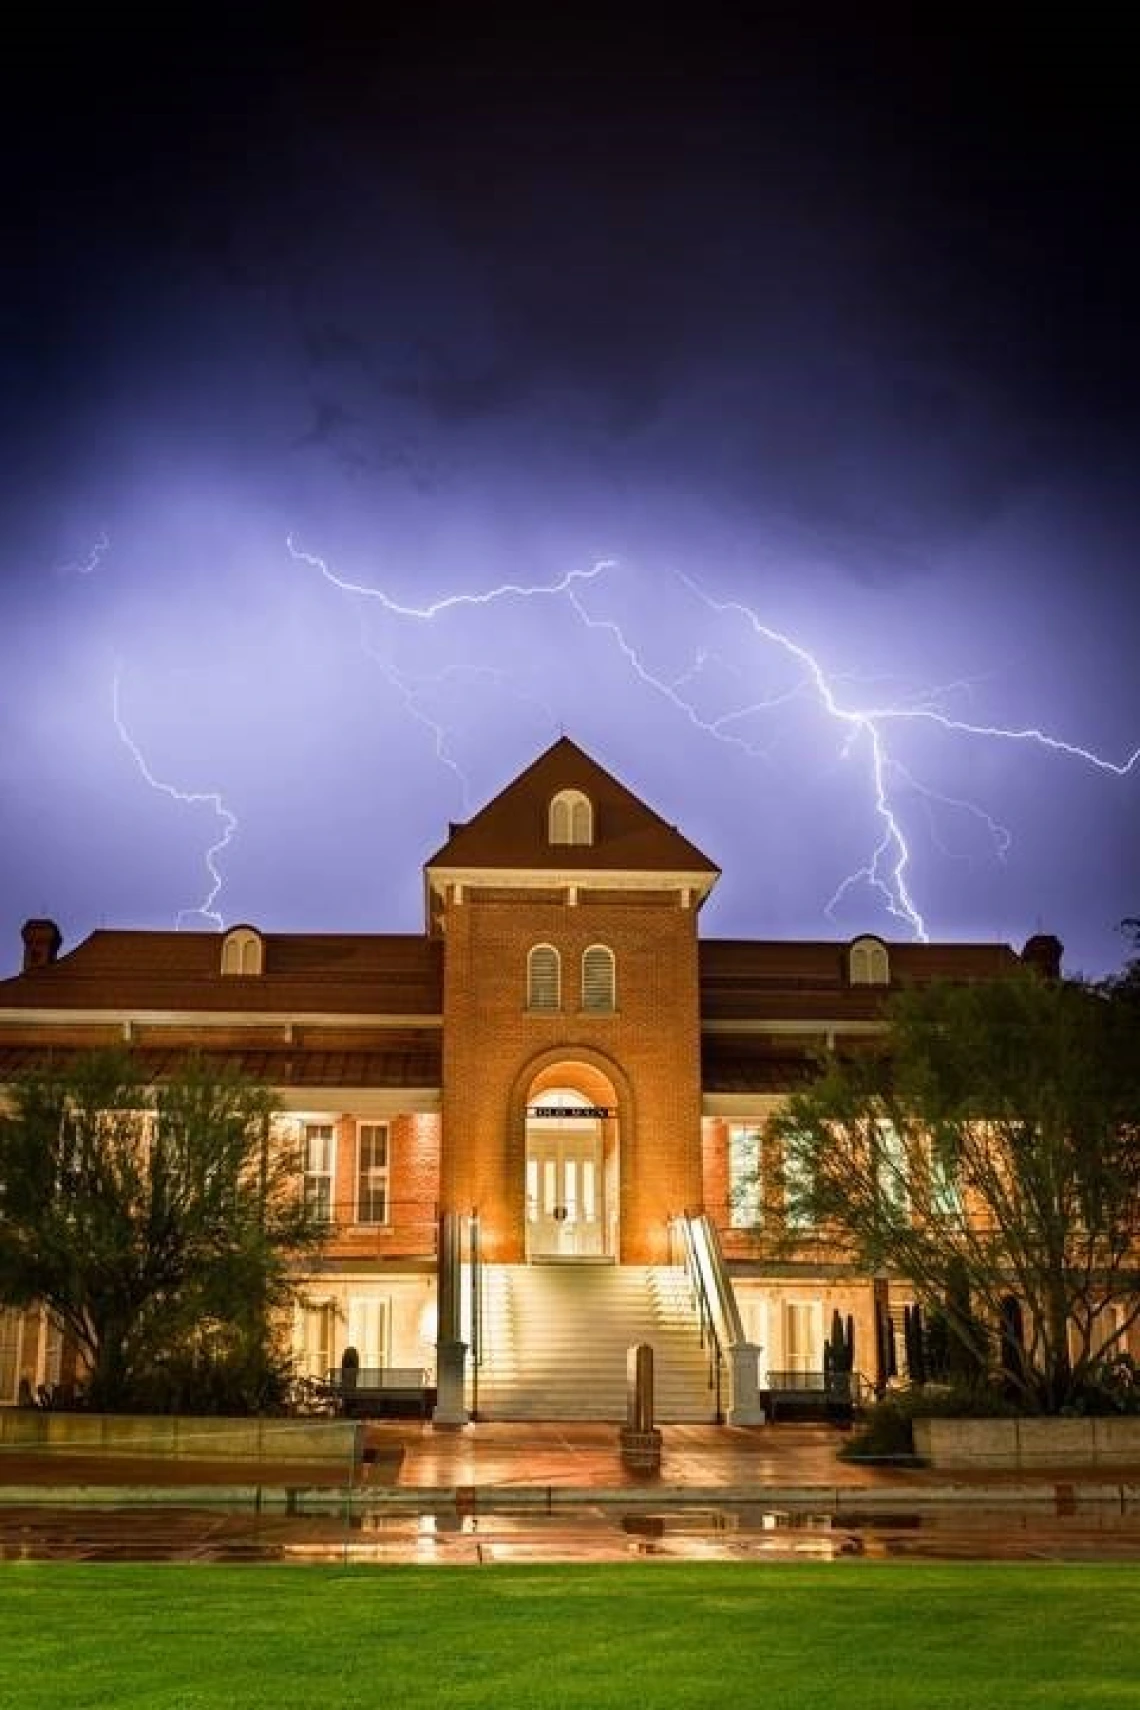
top-left (440, 889), bottom-right (704, 1263)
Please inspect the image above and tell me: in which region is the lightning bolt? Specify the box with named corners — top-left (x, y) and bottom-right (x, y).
top-left (111, 669), bottom-right (237, 930)
top-left (282, 539), bottom-right (1138, 943)
top-left (285, 535), bottom-right (615, 616)
top-left (677, 576), bottom-right (1140, 935)
top-left (58, 531), bottom-right (110, 577)
top-left (358, 643), bottom-right (558, 811)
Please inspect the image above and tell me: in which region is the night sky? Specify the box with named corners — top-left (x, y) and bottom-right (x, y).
top-left (2, 9), bottom-right (1137, 978)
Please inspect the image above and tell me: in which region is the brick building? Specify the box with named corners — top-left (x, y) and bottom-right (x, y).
top-left (0, 737), bottom-right (1054, 1422)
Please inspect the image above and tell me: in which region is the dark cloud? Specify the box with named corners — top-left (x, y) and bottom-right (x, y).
top-left (0, 7), bottom-right (1136, 977)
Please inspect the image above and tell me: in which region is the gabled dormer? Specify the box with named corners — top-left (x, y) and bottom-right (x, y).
top-left (423, 736), bottom-right (719, 930)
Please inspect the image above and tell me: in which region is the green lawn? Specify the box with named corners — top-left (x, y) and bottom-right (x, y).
top-left (1, 1563), bottom-right (1136, 1709)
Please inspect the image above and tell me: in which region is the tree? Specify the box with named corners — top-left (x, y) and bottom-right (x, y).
top-left (0, 1050), bottom-right (327, 1411)
top-left (770, 974), bottom-right (1140, 1413)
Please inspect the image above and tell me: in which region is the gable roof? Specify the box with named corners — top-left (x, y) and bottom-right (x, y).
top-left (424, 736), bottom-right (720, 878)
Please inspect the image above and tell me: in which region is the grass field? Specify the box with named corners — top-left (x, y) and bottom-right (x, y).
top-left (1, 1562), bottom-right (1137, 1709)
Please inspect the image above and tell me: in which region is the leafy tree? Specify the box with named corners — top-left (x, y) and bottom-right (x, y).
top-left (1104, 918), bottom-right (1140, 1004)
top-left (0, 1050), bottom-right (327, 1411)
top-left (770, 974), bottom-right (1140, 1413)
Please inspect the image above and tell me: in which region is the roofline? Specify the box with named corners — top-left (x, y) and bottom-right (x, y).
top-left (701, 1018), bottom-right (887, 1035)
top-left (425, 865), bottom-right (719, 897)
top-left (0, 1009), bottom-right (443, 1029)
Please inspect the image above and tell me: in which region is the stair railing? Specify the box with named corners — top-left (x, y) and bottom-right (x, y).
top-left (673, 1212), bottom-right (728, 1423)
top-left (467, 1208), bottom-right (482, 1419)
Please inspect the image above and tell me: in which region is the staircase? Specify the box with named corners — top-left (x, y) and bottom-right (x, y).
top-left (472, 1263), bottom-right (720, 1421)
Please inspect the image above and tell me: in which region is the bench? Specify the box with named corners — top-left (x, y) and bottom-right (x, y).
top-left (763, 1370), bottom-right (854, 1424)
top-left (323, 1366), bottom-right (435, 1420)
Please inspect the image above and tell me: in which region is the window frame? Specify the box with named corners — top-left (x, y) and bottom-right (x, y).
top-left (302, 1120), bottom-right (336, 1223)
top-left (728, 1122), bottom-right (763, 1230)
top-left (782, 1131), bottom-right (815, 1230)
top-left (581, 944), bottom-right (616, 1013)
top-left (875, 1116), bottom-right (910, 1217)
top-left (548, 789), bottom-right (594, 846)
top-left (849, 935), bottom-right (890, 986)
top-left (221, 926), bottom-right (263, 976)
top-left (527, 943), bottom-right (562, 1011)
top-left (355, 1121), bottom-right (390, 1227)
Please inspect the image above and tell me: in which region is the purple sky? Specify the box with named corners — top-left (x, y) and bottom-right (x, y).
top-left (2, 11), bottom-right (1138, 979)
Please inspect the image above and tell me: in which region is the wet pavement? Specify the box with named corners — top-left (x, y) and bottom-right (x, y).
top-left (5, 1421), bottom-right (1140, 1564)
top-left (6, 1497), bottom-right (1140, 1564)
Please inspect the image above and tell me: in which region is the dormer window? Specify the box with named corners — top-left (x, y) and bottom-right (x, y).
top-left (848, 935), bottom-right (889, 986)
top-left (221, 926), bottom-right (263, 976)
top-left (548, 789), bottom-right (593, 846)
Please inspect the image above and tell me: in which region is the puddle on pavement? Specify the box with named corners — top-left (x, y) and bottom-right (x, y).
top-left (5, 1500), bottom-right (1140, 1564)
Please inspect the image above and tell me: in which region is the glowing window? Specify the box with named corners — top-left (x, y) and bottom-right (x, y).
top-left (528, 944), bottom-right (561, 1011)
top-left (581, 944), bottom-right (616, 1012)
top-left (849, 935), bottom-right (889, 986)
top-left (302, 1122), bottom-right (335, 1222)
top-left (783, 1133), bottom-right (815, 1230)
top-left (548, 789), bottom-right (593, 845)
top-left (221, 926), bottom-right (263, 976)
top-left (356, 1122), bottom-right (389, 1225)
top-left (728, 1123), bottom-right (762, 1229)
top-left (875, 1118), bottom-right (909, 1217)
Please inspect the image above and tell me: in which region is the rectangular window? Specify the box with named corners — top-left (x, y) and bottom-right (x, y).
top-left (876, 1118), bottom-right (909, 1216)
top-left (728, 1124), bottom-right (763, 1228)
top-left (783, 1133), bottom-right (814, 1230)
top-left (41, 1313), bottom-right (63, 1388)
top-left (297, 1301), bottom-right (338, 1381)
top-left (929, 1138), bottom-right (962, 1218)
top-left (782, 1301), bottom-right (822, 1375)
top-left (356, 1122), bottom-right (390, 1225)
top-left (347, 1294), bottom-right (389, 1372)
top-left (302, 1122), bottom-right (335, 1222)
top-left (0, 1308), bottom-right (21, 1405)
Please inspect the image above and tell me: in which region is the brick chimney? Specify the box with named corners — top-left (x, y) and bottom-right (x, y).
top-left (21, 918), bottom-right (62, 971)
top-left (1021, 933), bottom-right (1063, 979)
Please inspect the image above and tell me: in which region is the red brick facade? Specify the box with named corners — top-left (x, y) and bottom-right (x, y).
top-left (0, 736), bottom-right (1053, 1407)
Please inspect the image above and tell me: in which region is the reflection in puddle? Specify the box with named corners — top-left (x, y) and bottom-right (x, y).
top-left (4, 1500), bottom-right (1140, 1565)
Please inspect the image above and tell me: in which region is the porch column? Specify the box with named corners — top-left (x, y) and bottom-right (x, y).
top-left (433, 1210), bottom-right (469, 1427)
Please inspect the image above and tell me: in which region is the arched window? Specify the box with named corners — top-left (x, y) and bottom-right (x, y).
top-left (548, 788), bottom-right (593, 846)
top-left (848, 935), bottom-right (889, 986)
top-left (221, 926), bottom-right (263, 976)
top-left (581, 944), bottom-right (616, 1012)
top-left (527, 944), bottom-right (561, 1011)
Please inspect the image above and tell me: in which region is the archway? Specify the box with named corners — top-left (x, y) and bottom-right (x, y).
top-left (524, 1060), bottom-right (620, 1261)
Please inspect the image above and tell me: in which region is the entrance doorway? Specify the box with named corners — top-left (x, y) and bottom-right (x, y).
top-left (524, 1080), bottom-right (617, 1260)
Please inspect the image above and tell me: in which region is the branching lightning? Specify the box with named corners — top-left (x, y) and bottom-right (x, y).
top-left (285, 535), bottom-right (615, 617)
top-left (677, 576), bottom-right (1140, 935)
top-left (102, 533), bottom-right (1135, 944)
top-left (357, 639), bottom-right (558, 810)
top-left (111, 669), bottom-right (237, 930)
top-left (287, 537), bottom-right (1137, 944)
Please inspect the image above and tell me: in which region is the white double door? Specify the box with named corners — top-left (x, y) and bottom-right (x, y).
top-left (526, 1124), bottom-right (604, 1257)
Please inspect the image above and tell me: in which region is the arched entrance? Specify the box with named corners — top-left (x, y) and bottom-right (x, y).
top-left (524, 1061), bottom-right (619, 1261)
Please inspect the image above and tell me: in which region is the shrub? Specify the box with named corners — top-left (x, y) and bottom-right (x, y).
top-left (840, 1382), bottom-right (1020, 1460)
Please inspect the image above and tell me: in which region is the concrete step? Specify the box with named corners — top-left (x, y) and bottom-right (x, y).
top-left (473, 1264), bottom-right (720, 1422)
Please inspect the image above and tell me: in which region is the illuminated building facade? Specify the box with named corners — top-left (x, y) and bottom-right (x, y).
top-left (0, 738), bottom-right (1060, 1421)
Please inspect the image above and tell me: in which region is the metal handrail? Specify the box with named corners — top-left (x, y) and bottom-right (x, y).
top-left (468, 1209), bottom-right (482, 1419)
top-left (673, 1214), bottom-right (726, 1423)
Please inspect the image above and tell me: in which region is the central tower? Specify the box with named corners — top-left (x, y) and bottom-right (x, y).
top-left (425, 737), bottom-right (719, 1266)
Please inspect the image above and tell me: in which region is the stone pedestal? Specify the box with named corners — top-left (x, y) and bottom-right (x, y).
top-left (620, 1426), bottom-right (663, 1471)
top-left (621, 1342), bottom-right (662, 1470)
top-left (432, 1338), bottom-right (469, 1428)
top-left (727, 1341), bottom-right (766, 1425)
